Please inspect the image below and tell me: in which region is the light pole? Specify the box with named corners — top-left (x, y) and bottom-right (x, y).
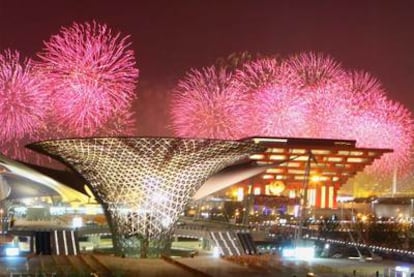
top-left (296, 151), bottom-right (317, 247)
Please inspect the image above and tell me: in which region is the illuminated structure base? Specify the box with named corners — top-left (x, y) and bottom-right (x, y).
top-left (29, 137), bottom-right (262, 257)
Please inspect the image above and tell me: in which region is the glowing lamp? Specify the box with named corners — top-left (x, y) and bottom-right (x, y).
top-left (282, 246), bottom-right (315, 260)
top-left (72, 216), bottom-right (83, 228)
top-left (5, 247), bottom-right (19, 257)
top-left (282, 248), bottom-right (295, 257)
top-left (310, 175), bottom-right (321, 183)
top-left (213, 246), bottom-right (221, 258)
top-left (295, 247), bottom-right (315, 260)
top-left (395, 266), bottom-right (410, 272)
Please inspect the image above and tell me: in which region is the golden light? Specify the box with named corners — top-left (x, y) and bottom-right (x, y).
top-left (311, 175), bottom-right (321, 183)
top-left (249, 154), bottom-right (265, 160)
top-left (266, 181), bottom-right (285, 195)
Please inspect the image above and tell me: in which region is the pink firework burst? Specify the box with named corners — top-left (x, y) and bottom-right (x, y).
top-left (283, 52), bottom-right (352, 138)
top-left (229, 58), bottom-right (284, 137)
top-left (98, 108), bottom-right (137, 136)
top-left (171, 52), bottom-right (414, 179)
top-left (37, 21), bottom-right (139, 136)
top-left (284, 52), bottom-right (345, 89)
top-left (230, 58), bottom-right (305, 137)
top-left (170, 66), bottom-right (247, 139)
top-left (0, 50), bottom-right (49, 144)
top-left (344, 72), bottom-right (414, 173)
top-left (232, 58), bottom-right (282, 92)
top-left (252, 84), bottom-right (308, 137)
top-left (354, 103), bottom-right (413, 174)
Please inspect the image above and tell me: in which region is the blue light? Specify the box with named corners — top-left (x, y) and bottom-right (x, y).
top-left (395, 266), bottom-right (410, 272)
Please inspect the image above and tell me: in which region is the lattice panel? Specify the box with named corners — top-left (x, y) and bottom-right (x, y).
top-left (29, 137), bottom-right (263, 240)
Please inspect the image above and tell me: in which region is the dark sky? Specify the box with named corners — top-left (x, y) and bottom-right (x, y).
top-left (1, 0), bottom-right (414, 135)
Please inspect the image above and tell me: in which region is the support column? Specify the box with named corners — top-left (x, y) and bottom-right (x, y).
top-left (315, 187), bottom-right (321, 208)
top-left (320, 185), bottom-right (326, 209)
top-left (30, 234), bottom-right (34, 253)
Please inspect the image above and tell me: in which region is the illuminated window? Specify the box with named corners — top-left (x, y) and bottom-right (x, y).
top-left (266, 168), bottom-right (284, 173)
top-left (328, 186), bottom-right (334, 208)
top-left (269, 154), bottom-right (287, 160)
top-left (321, 186), bottom-right (326, 208)
top-left (288, 169), bottom-right (305, 175)
top-left (268, 147), bottom-right (285, 153)
top-left (312, 149), bottom-right (331, 155)
top-left (307, 189), bottom-right (316, 206)
top-left (249, 154), bottom-right (264, 160)
top-left (327, 157), bottom-right (343, 162)
top-left (347, 157), bottom-right (367, 163)
top-left (237, 187), bottom-right (244, 201)
top-left (286, 162), bottom-right (301, 167)
top-left (291, 149), bottom-right (306, 154)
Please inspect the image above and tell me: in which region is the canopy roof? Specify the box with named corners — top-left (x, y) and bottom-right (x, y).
top-left (0, 136), bottom-right (392, 202)
top-left (0, 154), bottom-right (89, 202)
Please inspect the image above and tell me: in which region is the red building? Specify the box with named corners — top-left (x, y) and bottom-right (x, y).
top-left (227, 137), bottom-right (392, 209)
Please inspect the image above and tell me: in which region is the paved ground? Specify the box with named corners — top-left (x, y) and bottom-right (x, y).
top-left (0, 255), bottom-right (201, 277)
top-left (0, 253), bottom-right (413, 277)
top-left (279, 257), bottom-right (402, 276)
top-left (291, 257), bottom-right (410, 276)
top-left (174, 255), bottom-right (414, 277)
top-left (176, 256), bottom-right (267, 277)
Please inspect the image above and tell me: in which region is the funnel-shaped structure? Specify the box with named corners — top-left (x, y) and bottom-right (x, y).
top-left (29, 137), bottom-right (263, 257)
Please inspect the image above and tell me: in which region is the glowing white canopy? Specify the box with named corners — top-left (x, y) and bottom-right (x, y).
top-left (194, 162), bottom-right (279, 200)
top-left (0, 153), bottom-right (89, 202)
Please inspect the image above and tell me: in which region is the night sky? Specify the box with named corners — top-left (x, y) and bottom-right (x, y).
top-left (1, 0), bottom-right (414, 136)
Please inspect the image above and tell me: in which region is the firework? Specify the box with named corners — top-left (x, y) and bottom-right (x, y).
top-left (231, 58), bottom-right (282, 92)
top-left (0, 50), bottom-right (49, 144)
top-left (98, 108), bottom-right (137, 136)
top-left (338, 72), bottom-right (414, 173)
top-left (171, 53), bottom-right (414, 178)
top-left (229, 58), bottom-right (303, 136)
top-left (284, 52), bottom-right (345, 89)
top-left (170, 66), bottom-right (247, 139)
top-left (251, 84), bottom-right (309, 137)
top-left (37, 21), bottom-right (139, 136)
top-left (282, 53), bottom-right (350, 138)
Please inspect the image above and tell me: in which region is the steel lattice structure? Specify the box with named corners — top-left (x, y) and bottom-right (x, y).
top-left (29, 137), bottom-right (263, 256)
